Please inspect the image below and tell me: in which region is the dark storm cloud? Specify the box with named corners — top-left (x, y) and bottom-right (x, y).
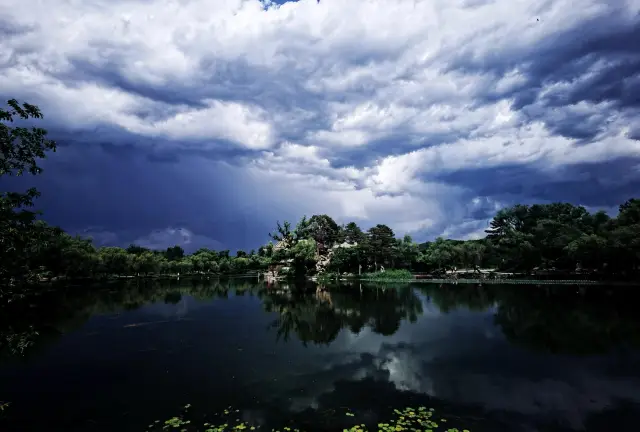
top-left (2, 0), bottom-right (639, 245)
top-left (537, 106), bottom-right (609, 141)
top-left (434, 157), bottom-right (640, 209)
top-left (0, 20), bottom-right (31, 39)
top-left (411, 197), bottom-right (500, 241)
top-left (448, 5), bottom-right (640, 141)
top-left (57, 54), bottom-right (334, 143)
top-left (62, 57), bottom-right (207, 109)
top-left (324, 137), bottom-right (412, 169)
top-left (0, 143), bottom-right (275, 251)
top-left (328, 131), bottom-right (474, 170)
top-left (296, 6), bottom-right (640, 173)
top-left (49, 128), bottom-right (260, 165)
top-left (97, 140), bottom-right (258, 165)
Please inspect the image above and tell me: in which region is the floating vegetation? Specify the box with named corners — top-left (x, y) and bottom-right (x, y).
top-left (147, 405), bottom-right (470, 432)
top-left (376, 407), bottom-right (468, 432)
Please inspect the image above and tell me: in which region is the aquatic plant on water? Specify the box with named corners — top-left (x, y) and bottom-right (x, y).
top-left (147, 405), bottom-right (470, 432)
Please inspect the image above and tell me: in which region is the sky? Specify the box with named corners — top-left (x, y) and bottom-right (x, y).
top-left (1, 0), bottom-right (639, 253)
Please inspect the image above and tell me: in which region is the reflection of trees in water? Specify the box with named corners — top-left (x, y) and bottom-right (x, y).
top-left (3, 279), bottom-right (640, 358)
top-left (418, 284), bottom-right (497, 313)
top-left (261, 291), bottom-right (343, 345)
top-left (1, 278), bottom-right (426, 354)
top-left (268, 304), bottom-right (343, 346)
top-left (418, 283), bottom-right (640, 355)
top-left (261, 283), bottom-right (424, 344)
top-left (492, 286), bottom-right (640, 355)
top-left (0, 278), bottom-right (265, 359)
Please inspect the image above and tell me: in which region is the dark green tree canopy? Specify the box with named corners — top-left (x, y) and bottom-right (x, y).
top-left (306, 214), bottom-right (341, 249)
top-left (126, 244), bottom-right (150, 255)
top-left (1, 99), bottom-right (57, 289)
top-left (165, 245), bottom-right (185, 261)
top-left (1, 99), bottom-right (57, 177)
top-left (343, 221), bottom-right (365, 244)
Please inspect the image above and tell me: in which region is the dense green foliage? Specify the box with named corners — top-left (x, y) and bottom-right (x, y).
top-left (1, 99), bottom-right (57, 289)
top-left (361, 269), bottom-right (414, 281)
top-left (274, 199), bottom-right (640, 280)
top-left (2, 99), bottom-right (639, 301)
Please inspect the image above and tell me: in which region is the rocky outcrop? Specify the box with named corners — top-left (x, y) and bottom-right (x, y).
top-left (315, 241), bottom-right (358, 274)
top-left (315, 249), bottom-right (333, 274)
top-left (267, 240), bottom-right (359, 278)
top-left (266, 258), bottom-right (294, 281)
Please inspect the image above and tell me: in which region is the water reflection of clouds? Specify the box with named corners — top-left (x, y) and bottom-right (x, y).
top-left (284, 309), bottom-right (640, 430)
top-left (376, 347), bottom-right (426, 394)
top-left (89, 289), bottom-right (640, 430)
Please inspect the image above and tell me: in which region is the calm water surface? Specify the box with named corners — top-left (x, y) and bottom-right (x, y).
top-left (1, 279), bottom-right (640, 432)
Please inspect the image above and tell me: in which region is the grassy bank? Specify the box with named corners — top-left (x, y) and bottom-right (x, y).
top-left (360, 269), bottom-right (414, 281)
top-left (317, 269), bottom-right (415, 283)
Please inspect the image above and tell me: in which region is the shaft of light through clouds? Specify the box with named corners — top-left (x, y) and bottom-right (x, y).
top-left (1, 0), bottom-right (639, 250)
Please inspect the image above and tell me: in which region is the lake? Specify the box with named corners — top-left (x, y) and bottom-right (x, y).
top-left (2, 279), bottom-right (640, 432)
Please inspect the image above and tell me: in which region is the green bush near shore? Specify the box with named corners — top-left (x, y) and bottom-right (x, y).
top-left (361, 269), bottom-right (414, 281)
top-left (316, 269), bottom-right (414, 283)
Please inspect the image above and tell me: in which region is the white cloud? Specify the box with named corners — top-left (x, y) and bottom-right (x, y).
top-left (133, 101), bottom-right (275, 149)
top-left (1, 0), bottom-right (639, 241)
top-left (72, 226), bottom-right (226, 253)
top-left (133, 227), bottom-right (226, 252)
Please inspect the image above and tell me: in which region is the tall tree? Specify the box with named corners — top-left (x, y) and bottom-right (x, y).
top-left (367, 224), bottom-right (396, 271)
top-left (398, 234), bottom-right (420, 270)
top-left (294, 215), bottom-right (311, 241)
top-left (617, 199), bottom-right (640, 227)
top-left (343, 221), bottom-right (365, 244)
top-left (306, 214), bottom-right (340, 251)
top-left (0, 99), bottom-right (57, 177)
top-left (164, 245), bottom-right (185, 261)
top-left (269, 220), bottom-right (295, 247)
top-left (1, 99), bottom-right (57, 288)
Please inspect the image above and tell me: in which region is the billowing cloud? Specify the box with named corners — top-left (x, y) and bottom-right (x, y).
top-left (1, 0), bottom-right (639, 249)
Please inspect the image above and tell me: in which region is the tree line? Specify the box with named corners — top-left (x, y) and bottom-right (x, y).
top-left (254, 197), bottom-right (640, 279)
top-left (2, 99), bottom-right (639, 294)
